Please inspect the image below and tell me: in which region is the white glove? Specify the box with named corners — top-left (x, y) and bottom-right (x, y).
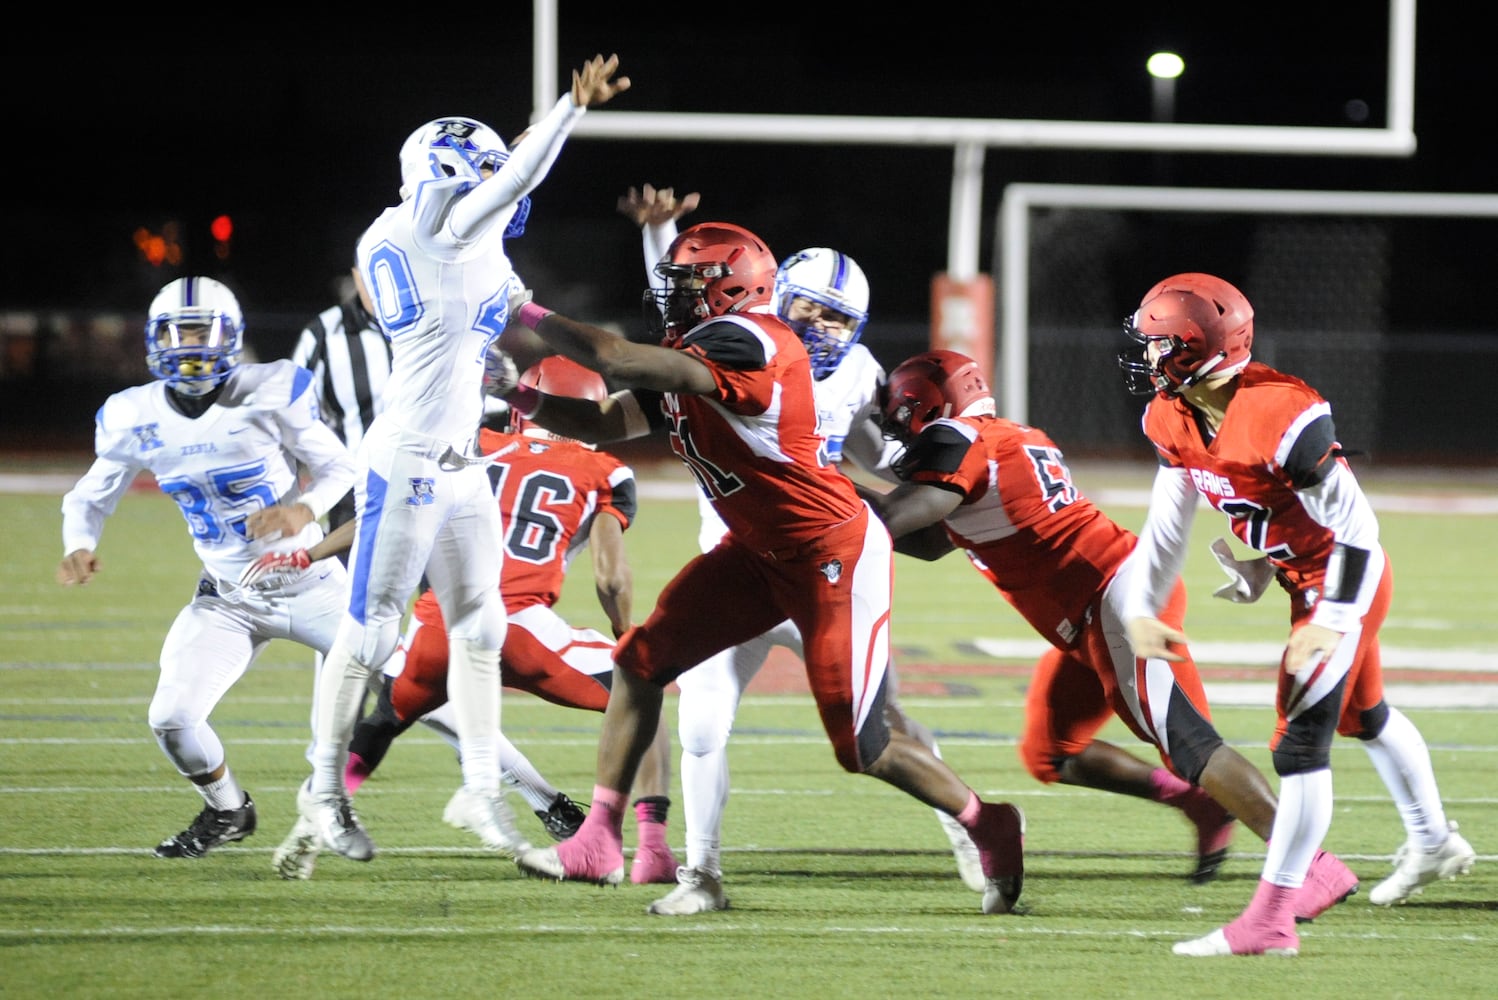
top-left (239, 548), bottom-right (311, 590)
top-left (508, 282), bottom-right (534, 314)
top-left (1209, 537), bottom-right (1276, 604)
top-left (482, 343), bottom-right (520, 398)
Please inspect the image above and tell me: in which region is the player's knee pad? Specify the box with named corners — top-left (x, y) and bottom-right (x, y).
top-left (679, 723), bottom-right (733, 758)
top-left (146, 693), bottom-right (195, 734)
top-left (1161, 688), bottom-right (1225, 785)
top-left (677, 706), bottom-right (734, 754)
top-left (445, 593), bottom-right (506, 649)
top-left (352, 615), bottom-right (404, 669)
top-left (1272, 698), bottom-right (1339, 776)
top-left (150, 724), bottom-right (216, 777)
top-left (1351, 699), bottom-right (1390, 741)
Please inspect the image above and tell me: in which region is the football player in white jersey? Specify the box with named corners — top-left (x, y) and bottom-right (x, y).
top-left (58, 276), bottom-right (357, 860)
top-left (616, 187), bottom-right (984, 915)
top-left (292, 53), bottom-right (631, 865)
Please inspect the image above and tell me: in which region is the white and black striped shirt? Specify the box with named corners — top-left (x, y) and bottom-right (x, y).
top-left (291, 298), bottom-right (393, 452)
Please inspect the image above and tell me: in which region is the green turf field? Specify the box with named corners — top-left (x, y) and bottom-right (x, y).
top-left (2, 468), bottom-right (1494, 999)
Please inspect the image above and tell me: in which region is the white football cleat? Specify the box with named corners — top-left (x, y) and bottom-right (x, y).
top-left (1172, 926), bottom-right (1298, 958)
top-left (647, 866), bottom-right (729, 916)
top-left (272, 813), bottom-right (321, 880)
top-left (443, 786), bottom-right (532, 859)
top-left (936, 809), bottom-right (985, 892)
top-left (298, 777), bottom-right (375, 862)
top-left (1369, 821), bottom-right (1476, 906)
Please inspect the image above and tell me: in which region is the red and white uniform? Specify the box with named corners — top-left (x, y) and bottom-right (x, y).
top-left (899, 414), bottom-right (1211, 780)
top-left (621, 312), bottom-right (894, 771)
top-left (1126, 361), bottom-right (1390, 737)
top-left (388, 427), bottom-right (637, 720)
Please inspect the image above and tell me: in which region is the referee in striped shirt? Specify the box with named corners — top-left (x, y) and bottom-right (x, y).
top-left (291, 267), bottom-right (392, 540)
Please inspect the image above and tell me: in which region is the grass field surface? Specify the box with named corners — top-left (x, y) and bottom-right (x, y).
top-left (2, 459), bottom-right (1494, 998)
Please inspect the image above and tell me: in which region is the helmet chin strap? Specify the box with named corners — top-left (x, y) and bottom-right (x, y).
top-left (1169, 350), bottom-right (1228, 394)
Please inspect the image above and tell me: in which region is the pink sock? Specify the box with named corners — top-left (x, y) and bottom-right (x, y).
top-left (955, 790), bottom-right (982, 830)
top-left (1148, 767), bottom-right (1193, 803)
top-left (1242, 877), bottom-right (1296, 927)
top-left (344, 752), bottom-right (371, 795)
top-left (584, 785), bottom-right (626, 838)
top-left (634, 798), bottom-right (670, 849)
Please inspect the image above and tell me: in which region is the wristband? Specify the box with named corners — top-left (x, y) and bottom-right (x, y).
top-left (506, 383), bottom-right (542, 417)
top-left (517, 302), bottom-right (554, 330)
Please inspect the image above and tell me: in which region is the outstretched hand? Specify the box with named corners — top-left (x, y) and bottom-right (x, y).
top-left (571, 53), bottom-right (630, 109)
top-left (617, 183), bottom-right (700, 228)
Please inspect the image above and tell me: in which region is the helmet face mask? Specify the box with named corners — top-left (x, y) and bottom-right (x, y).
top-left (648, 223), bottom-right (776, 345)
top-left (774, 248), bottom-right (869, 379)
top-left (1119, 272), bottom-right (1254, 397)
top-left (144, 277), bottom-right (244, 397)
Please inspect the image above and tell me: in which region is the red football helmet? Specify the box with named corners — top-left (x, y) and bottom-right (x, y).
top-left (647, 222), bottom-right (777, 344)
top-left (509, 355), bottom-right (607, 441)
top-left (1120, 272), bottom-right (1254, 396)
top-left (879, 349), bottom-right (997, 442)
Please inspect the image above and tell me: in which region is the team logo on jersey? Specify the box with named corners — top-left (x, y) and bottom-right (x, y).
top-left (132, 423), bottom-right (164, 453)
top-left (406, 477), bottom-right (436, 506)
top-left (820, 559), bottom-right (843, 584)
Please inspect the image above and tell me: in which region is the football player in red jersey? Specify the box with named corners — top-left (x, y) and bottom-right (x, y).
top-left (858, 349), bottom-right (1355, 918)
top-left (493, 221), bottom-right (1026, 915)
top-left (247, 358), bottom-right (678, 884)
top-left (1118, 273), bottom-right (1475, 957)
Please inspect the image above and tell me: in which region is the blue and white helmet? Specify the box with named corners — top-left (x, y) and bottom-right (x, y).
top-left (398, 116), bottom-right (508, 200)
top-left (144, 276), bottom-right (244, 397)
top-left (774, 247), bottom-right (870, 379)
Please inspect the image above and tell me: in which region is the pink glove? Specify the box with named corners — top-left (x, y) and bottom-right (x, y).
top-left (238, 548), bottom-right (312, 589)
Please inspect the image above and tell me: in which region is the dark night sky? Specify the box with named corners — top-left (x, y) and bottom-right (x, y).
top-left (7, 6), bottom-right (1494, 353)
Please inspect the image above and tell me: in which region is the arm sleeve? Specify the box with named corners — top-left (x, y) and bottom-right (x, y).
top-left (642, 219), bottom-right (678, 293)
top-left (60, 456), bottom-right (139, 555)
top-left (1119, 463), bottom-right (1198, 621)
top-left (448, 95), bottom-right (586, 241)
top-left (1297, 460), bottom-right (1384, 631)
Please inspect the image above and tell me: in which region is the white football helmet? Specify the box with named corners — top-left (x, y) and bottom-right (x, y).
top-left (774, 247), bottom-right (870, 379)
top-left (144, 276), bottom-right (244, 397)
top-left (398, 117), bottom-right (509, 200)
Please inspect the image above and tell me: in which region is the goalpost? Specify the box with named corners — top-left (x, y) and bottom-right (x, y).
top-left (997, 184), bottom-right (1498, 430)
top-left (521, 2), bottom-right (1490, 459)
